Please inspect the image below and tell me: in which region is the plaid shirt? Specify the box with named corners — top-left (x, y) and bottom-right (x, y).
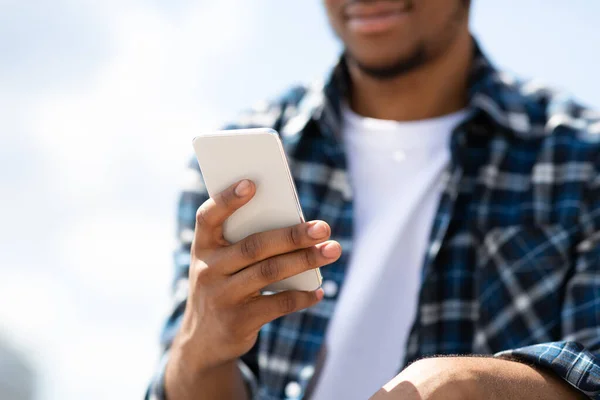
top-left (147, 41), bottom-right (600, 399)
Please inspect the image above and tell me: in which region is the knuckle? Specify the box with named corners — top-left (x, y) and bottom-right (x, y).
top-left (195, 205), bottom-right (210, 227)
top-left (191, 261), bottom-right (212, 286)
top-left (219, 189), bottom-right (234, 209)
top-left (278, 293), bottom-right (297, 314)
top-left (302, 248), bottom-right (317, 268)
top-left (288, 225), bottom-right (303, 247)
top-left (241, 235), bottom-right (263, 260)
top-left (259, 258), bottom-right (279, 282)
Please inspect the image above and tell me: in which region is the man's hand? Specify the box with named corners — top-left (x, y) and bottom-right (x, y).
top-left (165, 179), bottom-right (342, 399)
top-left (369, 356), bottom-right (587, 400)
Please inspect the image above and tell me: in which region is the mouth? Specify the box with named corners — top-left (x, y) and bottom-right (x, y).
top-left (344, 1), bottom-right (412, 35)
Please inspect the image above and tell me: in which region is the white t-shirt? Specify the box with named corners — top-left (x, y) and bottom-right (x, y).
top-left (310, 105), bottom-right (470, 400)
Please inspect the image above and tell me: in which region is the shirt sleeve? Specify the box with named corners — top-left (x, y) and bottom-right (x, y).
top-left (145, 156), bottom-right (259, 400)
top-left (494, 151), bottom-right (600, 399)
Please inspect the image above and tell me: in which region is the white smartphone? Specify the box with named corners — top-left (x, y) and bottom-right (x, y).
top-left (192, 128), bottom-right (323, 292)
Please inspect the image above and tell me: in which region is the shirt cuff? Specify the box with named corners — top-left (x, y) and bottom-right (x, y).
top-left (494, 341), bottom-right (600, 399)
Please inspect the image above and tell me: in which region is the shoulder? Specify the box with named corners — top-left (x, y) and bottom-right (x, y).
top-left (487, 72), bottom-right (600, 166)
top-left (496, 73), bottom-right (599, 145)
top-left (534, 82), bottom-right (600, 166)
top-left (503, 76), bottom-right (600, 195)
top-left (222, 84), bottom-right (316, 132)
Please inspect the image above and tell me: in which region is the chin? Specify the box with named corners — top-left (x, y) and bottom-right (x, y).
top-left (346, 44), bottom-right (428, 79)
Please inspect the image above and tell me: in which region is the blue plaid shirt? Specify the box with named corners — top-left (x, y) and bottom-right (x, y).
top-left (148, 41), bottom-right (600, 399)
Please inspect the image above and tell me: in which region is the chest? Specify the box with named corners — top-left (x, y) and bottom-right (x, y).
top-left (255, 130), bottom-right (587, 399)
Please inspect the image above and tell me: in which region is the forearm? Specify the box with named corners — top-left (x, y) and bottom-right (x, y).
top-left (374, 356), bottom-right (588, 400)
top-left (164, 348), bottom-right (249, 400)
top-left (467, 357), bottom-right (586, 400)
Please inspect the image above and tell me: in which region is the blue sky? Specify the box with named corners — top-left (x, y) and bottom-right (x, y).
top-left (0, 1), bottom-right (599, 399)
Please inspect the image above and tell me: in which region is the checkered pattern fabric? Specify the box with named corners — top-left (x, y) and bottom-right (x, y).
top-left (147, 41), bottom-right (600, 399)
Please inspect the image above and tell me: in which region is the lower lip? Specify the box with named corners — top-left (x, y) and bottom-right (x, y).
top-left (347, 11), bottom-right (408, 35)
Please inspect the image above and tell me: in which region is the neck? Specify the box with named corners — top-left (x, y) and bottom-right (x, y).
top-left (347, 33), bottom-right (473, 121)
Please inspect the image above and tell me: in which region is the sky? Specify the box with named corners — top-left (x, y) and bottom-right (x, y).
top-left (0, 1), bottom-right (599, 399)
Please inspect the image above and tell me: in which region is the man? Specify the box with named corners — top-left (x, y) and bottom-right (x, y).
top-left (147, 0), bottom-right (600, 399)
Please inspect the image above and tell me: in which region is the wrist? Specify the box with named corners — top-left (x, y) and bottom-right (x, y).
top-left (169, 325), bottom-right (222, 376)
top-left (164, 346), bottom-right (198, 400)
top-left (165, 345), bottom-right (240, 400)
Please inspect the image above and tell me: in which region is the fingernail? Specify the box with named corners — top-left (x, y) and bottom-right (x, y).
top-left (235, 180), bottom-right (251, 197)
top-left (307, 221), bottom-right (328, 239)
top-left (315, 288), bottom-right (324, 301)
top-left (321, 242), bottom-right (341, 258)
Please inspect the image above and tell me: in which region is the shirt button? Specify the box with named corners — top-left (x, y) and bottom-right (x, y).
top-left (322, 280), bottom-right (338, 298)
top-left (300, 365), bottom-right (315, 380)
top-left (285, 381), bottom-right (302, 398)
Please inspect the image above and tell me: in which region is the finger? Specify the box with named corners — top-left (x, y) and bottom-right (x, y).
top-left (244, 288), bottom-right (325, 330)
top-left (193, 179), bottom-right (255, 248)
top-left (216, 220), bottom-right (332, 274)
top-left (229, 241), bottom-right (341, 299)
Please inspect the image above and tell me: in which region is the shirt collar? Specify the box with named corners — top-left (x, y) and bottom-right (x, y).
top-left (281, 38), bottom-right (546, 145)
